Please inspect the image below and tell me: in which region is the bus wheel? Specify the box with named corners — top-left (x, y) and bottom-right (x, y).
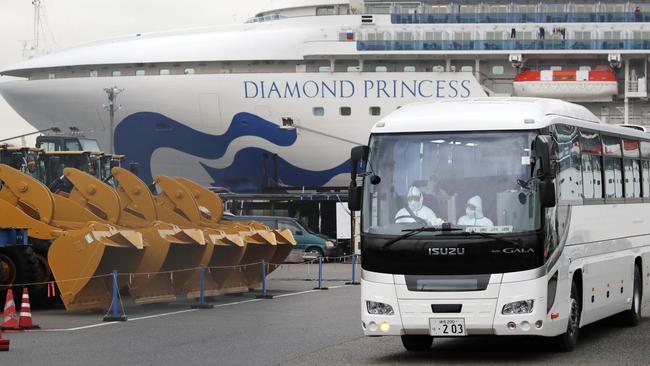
top-left (556, 280), bottom-right (581, 352)
top-left (621, 265), bottom-right (642, 326)
top-left (400, 335), bottom-right (433, 352)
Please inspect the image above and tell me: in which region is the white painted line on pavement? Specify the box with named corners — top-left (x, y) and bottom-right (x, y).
top-left (32, 285), bottom-right (354, 332)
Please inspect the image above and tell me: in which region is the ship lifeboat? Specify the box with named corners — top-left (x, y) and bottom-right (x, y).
top-left (513, 66), bottom-right (618, 102)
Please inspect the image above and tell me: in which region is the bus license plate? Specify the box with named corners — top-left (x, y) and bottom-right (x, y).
top-left (429, 318), bottom-right (466, 336)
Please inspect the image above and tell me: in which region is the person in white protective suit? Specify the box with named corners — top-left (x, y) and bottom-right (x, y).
top-left (457, 195), bottom-right (494, 227)
top-left (395, 186), bottom-right (444, 226)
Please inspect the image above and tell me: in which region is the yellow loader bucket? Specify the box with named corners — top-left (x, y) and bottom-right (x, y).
top-left (48, 224), bottom-right (144, 311)
top-left (171, 176), bottom-right (294, 287)
top-left (0, 164), bottom-right (145, 311)
top-left (205, 230), bottom-right (247, 295)
top-left (65, 167), bottom-right (216, 304)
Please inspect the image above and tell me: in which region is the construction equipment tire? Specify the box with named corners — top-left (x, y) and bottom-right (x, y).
top-left (30, 240), bottom-right (62, 308)
top-left (0, 246), bottom-right (39, 303)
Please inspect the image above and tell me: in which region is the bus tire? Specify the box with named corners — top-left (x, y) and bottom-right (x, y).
top-left (556, 280), bottom-right (581, 352)
top-left (621, 265), bottom-right (642, 327)
top-left (400, 335), bottom-right (433, 351)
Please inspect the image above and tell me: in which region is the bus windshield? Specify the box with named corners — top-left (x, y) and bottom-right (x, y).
top-left (362, 131), bottom-right (542, 236)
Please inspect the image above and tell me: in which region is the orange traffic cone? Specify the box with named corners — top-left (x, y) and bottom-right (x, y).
top-left (1, 288), bottom-right (21, 332)
top-left (18, 288), bottom-right (40, 330)
top-left (0, 329), bottom-right (9, 351)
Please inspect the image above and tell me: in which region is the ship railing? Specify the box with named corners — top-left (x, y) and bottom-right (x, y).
top-left (356, 39), bottom-right (650, 51)
top-left (390, 12), bottom-right (648, 24)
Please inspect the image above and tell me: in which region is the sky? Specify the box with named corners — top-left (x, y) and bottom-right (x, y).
top-left (0, 0), bottom-right (268, 145)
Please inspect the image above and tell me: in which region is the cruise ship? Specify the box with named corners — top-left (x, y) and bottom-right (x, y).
top-left (1, 0), bottom-right (650, 192)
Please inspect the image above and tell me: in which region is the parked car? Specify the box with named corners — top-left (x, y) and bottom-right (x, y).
top-left (223, 215), bottom-right (339, 258)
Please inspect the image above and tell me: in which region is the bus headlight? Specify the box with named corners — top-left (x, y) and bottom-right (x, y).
top-left (324, 240), bottom-right (335, 249)
top-left (366, 300), bottom-right (394, 315)
top-left (502, 300), bottom-right (534, 315)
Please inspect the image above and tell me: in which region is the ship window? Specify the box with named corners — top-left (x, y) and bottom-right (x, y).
top-left (369, 107), bottom-right (381, 116)
top-left (48, 73), bottom-right (56, 79)
top-left (430, 5), bottom-right (447, 14)
top-left (340, 107), bottom-right (352, 116)
top-left (424, 32), bottom-right (443, 41)
top-left (375, 65), bottom-right (387, 72)
top-left (395, 32), bottom-right (413, 41)
top-left (347, 66), bottom-right (361, 72)
top-left (578, 66), bottom-right (592, 71)
top-left (515, 31), bottom-right (533, 40)
top-left (404, 66), bottom-right (416, 72)
top-left (112, 71), bottom-right (121, 77)
top-left (367, 32), bottom-right (384, 41)
top-left (550, 66), bottom-right (563, 71)
top-left (574, 31), bottom-right (591, 41)
top-left (184, 68), bottom-right (196, 75)
top-left (313, 107), bottom-right (325, 117)
top-left (316, 6), bottom-right (335, 16)
top-left (432, 65), bottom-right (445, 72)
top-left (89, 70), bottom-right (98, 77)
top-left (159, 69), bottom-right (171, 75)
top-left (459, 5), bottom-right (476, 13)
top-left (633, 31), bottom-right (650, 40)
top-left (454, 31), bottom-right (473, 41)
top-left (318, 66), bottom-right (332, 72)
top-left (491, 65), bottom-right (504, 75)
top-left (603, 31), bottom-right (621, 40)
top-left (485, 31), bottom-right (504, 41)
top-left (460, 65), bottom-right (473, 72)
top-left (136, 69), bottom-right (146, 76)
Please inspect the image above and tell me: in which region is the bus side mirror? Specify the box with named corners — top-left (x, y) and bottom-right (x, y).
top-left (540, 180), bottom-right (556, 208)
top-left (534, 135), bottom-right (557, 208)
top-left (534, 135), bottom-right (556, 179)
top-left (349, 146), bottom-right (369, 211)
top-left (349, 182), bottom-right (363, 211)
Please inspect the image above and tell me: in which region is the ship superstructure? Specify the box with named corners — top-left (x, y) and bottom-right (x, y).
top-left (1, 0), bottom-right (650, 191)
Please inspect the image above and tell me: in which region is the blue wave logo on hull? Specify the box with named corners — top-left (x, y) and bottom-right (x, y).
top-left (114, 112), bottom-right (350, 192)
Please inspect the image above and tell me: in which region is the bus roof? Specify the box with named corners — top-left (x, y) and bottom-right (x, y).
top-left (372, 97), bottom-right (613, 135)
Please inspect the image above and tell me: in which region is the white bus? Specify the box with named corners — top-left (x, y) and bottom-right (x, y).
top-left (348, 98), bottom-right (650, 352)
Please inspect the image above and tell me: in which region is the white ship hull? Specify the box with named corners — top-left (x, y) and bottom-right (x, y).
top-left (0, 72), bottom-right (485, 191)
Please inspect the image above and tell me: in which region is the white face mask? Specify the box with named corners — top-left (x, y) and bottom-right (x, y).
top-left (466, 207), bottom-right (477, 218)
top-left (408, 201), bottom-right (420, 212)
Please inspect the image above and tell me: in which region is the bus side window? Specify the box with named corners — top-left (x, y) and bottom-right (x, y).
top-left (603, 135), bottom-right (623, 199)
top-left (580, 130), bottom-right (603, 199)
top-left (643, 161), bottom-right (650, 198)
top-left (553, 124), bottom-right (582, 202)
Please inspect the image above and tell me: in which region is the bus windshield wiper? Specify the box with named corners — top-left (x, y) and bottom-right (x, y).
top-left (457, 229), bottom-right (520, 246)
top-left (383, 225), bottom-right (462, 249)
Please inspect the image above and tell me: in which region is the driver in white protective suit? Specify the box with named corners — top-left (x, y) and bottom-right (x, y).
top-left (395, 186), bottom-right (444, 226)
top-left (457, 195), bottom-right (494, 227)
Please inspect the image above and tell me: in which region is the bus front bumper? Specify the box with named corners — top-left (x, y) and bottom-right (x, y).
top-left (361, 272), bottom-right (569, 338)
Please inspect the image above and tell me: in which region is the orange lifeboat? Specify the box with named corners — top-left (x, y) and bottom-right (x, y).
top-left (513, 66), bottom-right (618, 102)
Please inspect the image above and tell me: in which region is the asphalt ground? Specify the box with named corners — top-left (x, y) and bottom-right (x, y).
top-left (1, 263), bottom-right (649, 366)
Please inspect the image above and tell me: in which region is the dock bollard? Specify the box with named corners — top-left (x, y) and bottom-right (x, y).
top-left (345, 254), bottom-right (360, 285)
top-left (192, 265), bottom-right (214, 309)
top-left (103, 270), bottom-right (127, 322)
top-left (313, 256), bottom-right (328, 290)
top-left (256, 260), bottom-right (274, 299)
